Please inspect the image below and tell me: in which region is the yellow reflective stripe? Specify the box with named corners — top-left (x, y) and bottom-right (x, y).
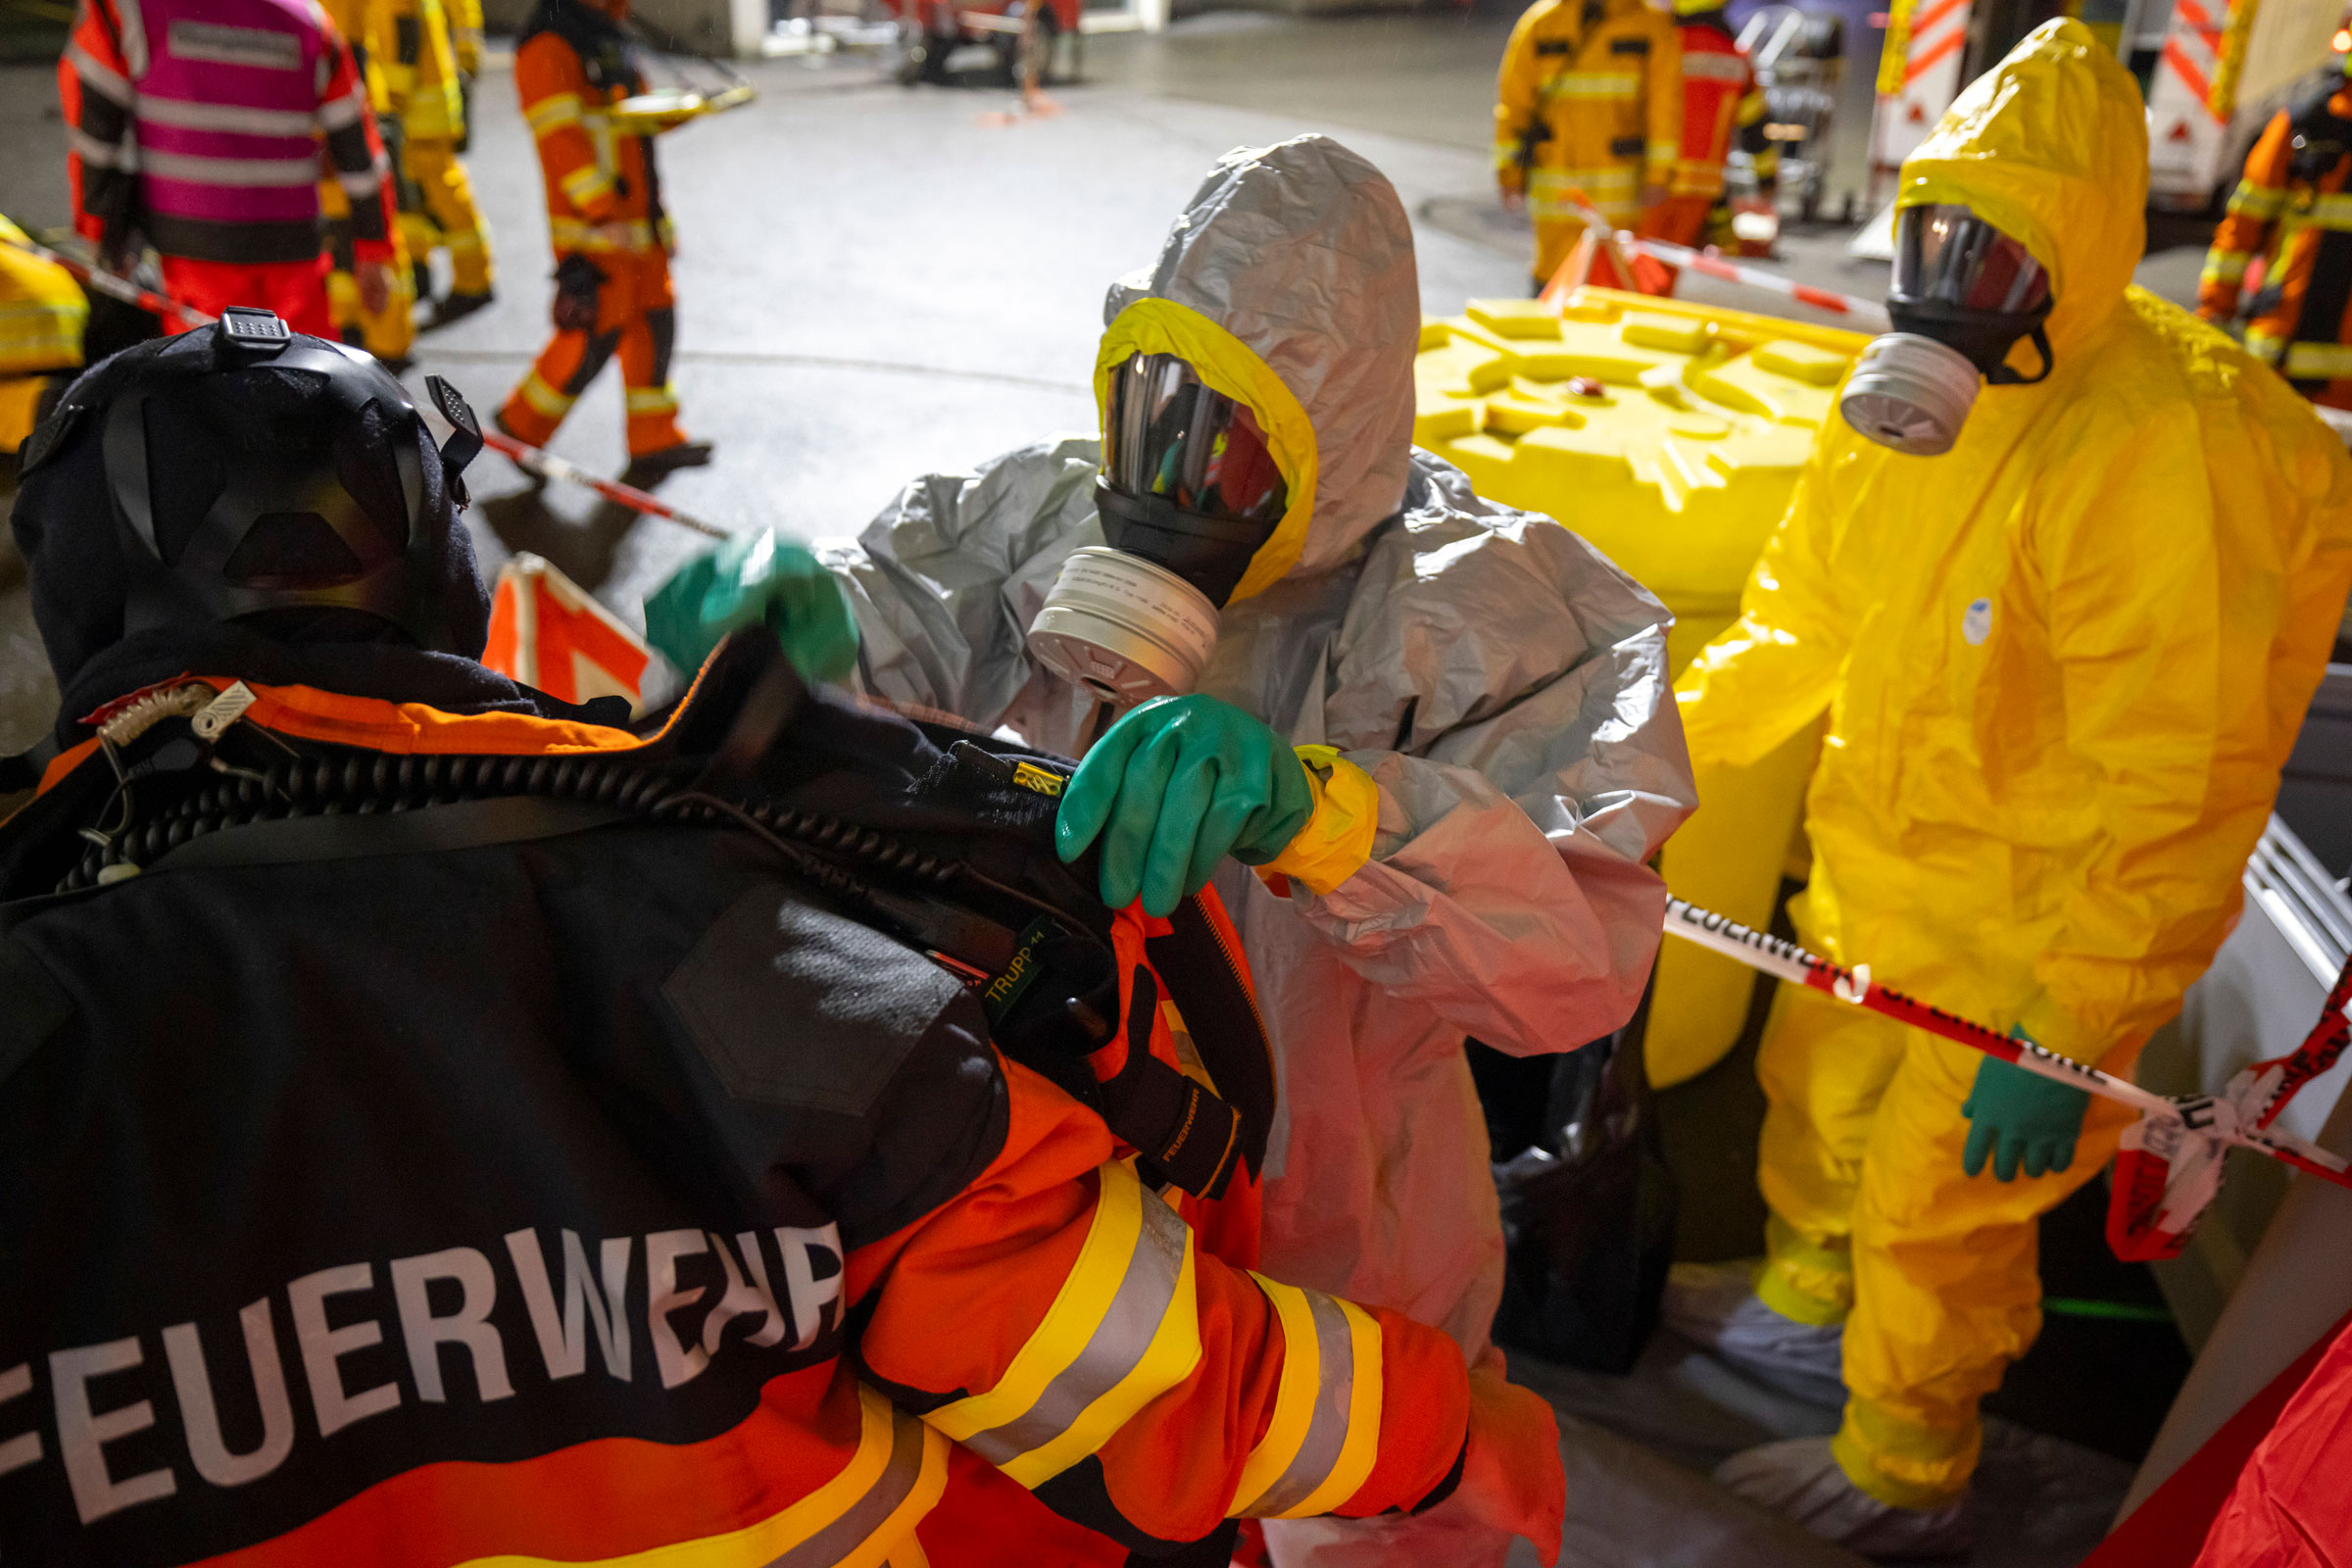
top-left (549, 217), bottom-right (658, 252)
top-left (2228, 186), bottom-right (2284, 219)
top-left (1646, 140), bottom-right (1681, 167)
top-left (1256, 748), bottom-right (1377, 897)
top-left (2200, 249), bottom-right (2252, 283)
top-left (1494, 140), bottom-right (1525, 171)
top-left (2284, 341), bottom-right (2352, 377)
top-left (1228, 1275), bottom-right (1322, 1515)
top-left (2304, 192), bottom-right (2352, 228)
top-left (525, 91), bottom-right (583, 133)
top-left (2245, 330), bottom-right (2288, 364)
top-left (561, 165), bottom-right (615, 208)
top-left (516, 371), bottom-right (574, 418)
top-left (1529, 167), bottom-right (1638, 191)
top-left (500, 1387), bottom-right (947, 1568)
top-left (0, 302), bottom-right (88, 370)
top-left (626, 384), bottom-right (679, 414)
top-left (925, 1160), bottom-right (1203, 1490)
top-left (1227, 1276), bottom-right (1384, 1520)
top-left (1546, 70), bottom-right (1640, 97)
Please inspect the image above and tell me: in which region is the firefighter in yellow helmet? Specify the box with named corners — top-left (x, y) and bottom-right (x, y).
top-left (381, 0), bottom-right (496, 324)
top-left (1494, 0), bottom-right (1682, 291)
top-left (1667, 21), bottom-right (2352, 1557)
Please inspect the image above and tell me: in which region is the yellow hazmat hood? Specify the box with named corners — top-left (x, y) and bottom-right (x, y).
top-left (1896, 19), bottom-right (2148, 357)
top-left (1096, 136), bottom-right (1421, 602)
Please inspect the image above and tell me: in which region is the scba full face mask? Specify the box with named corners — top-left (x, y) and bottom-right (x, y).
top-left (1840, 203), bottom-right (2055, 456)
top-left (1028, 351), bottom-right (1290, 707)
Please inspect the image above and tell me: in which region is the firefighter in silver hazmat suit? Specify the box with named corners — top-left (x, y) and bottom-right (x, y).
top-left (658, 135), bottom-right (1697, 1567)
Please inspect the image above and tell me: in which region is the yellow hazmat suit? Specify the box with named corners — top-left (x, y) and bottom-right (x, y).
top-left (381, 0), bottom-right (494, 299)
top-left (0, 216), bottom-right (85, 454)
top-left (1677, 20), bottom-right (2352, 1509)
top-left (1495, 0), bottom-right (1682, 286)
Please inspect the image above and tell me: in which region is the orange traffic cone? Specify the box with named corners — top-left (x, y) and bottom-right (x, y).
top-left (1539, 223), bottom-right (1678, 307)
top-left (481, 553), bottom-right (652, 710)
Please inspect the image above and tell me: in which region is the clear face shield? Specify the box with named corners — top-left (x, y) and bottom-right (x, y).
top-left (1838, 204), bottom-right (2055, 456)
top-left (1026, 352), bottom-right (1291, 710)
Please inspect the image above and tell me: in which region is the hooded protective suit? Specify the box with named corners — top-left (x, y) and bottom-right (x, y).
top-left (818, 136), bottom-right (1694, 1566)
top-left (1678, 21), bottom-right (2352, 1510)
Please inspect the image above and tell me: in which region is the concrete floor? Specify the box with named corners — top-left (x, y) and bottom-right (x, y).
top-left (0, 17), bottom-right (2164, 1564)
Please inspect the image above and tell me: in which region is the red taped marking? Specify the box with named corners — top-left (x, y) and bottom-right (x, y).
top-left (1903, 25), bottom-right (1966, 82)
top-left (1791, 284), bottom-right (1854, 312)
top-left (1908, 0), bottom-right (1969, 40)
top-left (2164, 38), bottom-right (2211, 104)
top-left (1693, 258), bottom-right (1741, 281)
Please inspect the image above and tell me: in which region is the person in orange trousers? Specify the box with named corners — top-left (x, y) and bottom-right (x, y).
top-left (497, 0), bottom-right (710, 480)
top-left (1637, 0), bottom-right (1766, 248)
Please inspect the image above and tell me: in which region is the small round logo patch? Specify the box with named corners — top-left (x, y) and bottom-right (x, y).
top-left (1963, 597), bottom-right (1993, 646)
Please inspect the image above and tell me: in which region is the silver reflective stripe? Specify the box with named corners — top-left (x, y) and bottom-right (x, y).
top-left (959, 1181), bottom-right (1189, 1469)
top-left (136, 94), bottom-right (313, 135)
top-left (118, 0), bottom-right (148, 78)
top-left (1244, 1289), bottom-right (1355, 1518)
top-left (336, 166), bottom-right (383, 196)
top-left (67, 125), bottom-right (136, 171)
top-left (136, 147), bottom-right (318, 186)
top-left (767, 1403), bottom-right (930, 1568)
top-left (317, 85), bottom-right (367, 130)
top-left (1682, 51), bottom-right (1748, 79)
top-left (68, 41), bottom-right (134, 105)
top-left (166, 18), bottom-right (302, 71)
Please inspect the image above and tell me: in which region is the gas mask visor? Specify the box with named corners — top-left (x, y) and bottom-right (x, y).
top-left (1840, 203), bottom-right (2054, 456)
top-left (1028, 351), bottom-right (1291, 709)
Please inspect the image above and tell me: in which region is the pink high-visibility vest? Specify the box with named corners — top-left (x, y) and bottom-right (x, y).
top-left (122, 0), bottom-right (355, 234)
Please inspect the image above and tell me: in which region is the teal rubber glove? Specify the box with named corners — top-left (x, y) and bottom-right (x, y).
top-left (642, 529), bottom-right (859, 683)
top-left (1960, 1030), bottom-right (2091, 1181)
top-left (1055, 694), bottom-right (1316, 918)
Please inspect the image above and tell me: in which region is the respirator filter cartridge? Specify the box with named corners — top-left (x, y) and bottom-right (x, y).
top-left (1027, 546), bottom-right (1221, 708)
top-left (1838, 332), bottom-right (1983, 457)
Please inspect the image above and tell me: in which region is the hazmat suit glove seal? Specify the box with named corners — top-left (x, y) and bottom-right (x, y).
top-left (641, 529), bottom-right (861, 685)
top-left (1054, 694), bottom-right (1315, 919)
top-left (1959, 1030), bottom-right (2090, 1182)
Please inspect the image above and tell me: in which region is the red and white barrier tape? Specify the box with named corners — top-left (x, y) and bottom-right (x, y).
top-left (1662, 898), bottom-right (2352, 1260)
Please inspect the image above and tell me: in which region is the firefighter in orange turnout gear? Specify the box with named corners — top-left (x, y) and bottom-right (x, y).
top-left (2198, 60), bottom-right (2352, 408)
top-left (499, 0), bottom-right (710, 478)
top-left (1638, 0), bottom-right (1766, 248)
top-left (1495, 0), bottom-right (1683, 290)
top-left (0, 317), bottom-right (1567, 1567)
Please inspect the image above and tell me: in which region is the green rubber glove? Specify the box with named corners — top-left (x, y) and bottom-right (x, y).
top-left (642, 529), bottom-right (859, 683)
top-left (1055, 694), bottom-right (1316, 918)
top-left (1960, 1029), bottom-right (2091, 1182)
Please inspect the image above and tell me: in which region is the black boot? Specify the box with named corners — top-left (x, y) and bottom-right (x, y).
top-left (620, 441), bottom-right (714, 485)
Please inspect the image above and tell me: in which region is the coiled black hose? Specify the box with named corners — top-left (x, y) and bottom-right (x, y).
top-left (61, 750), bottom-right (963, 894)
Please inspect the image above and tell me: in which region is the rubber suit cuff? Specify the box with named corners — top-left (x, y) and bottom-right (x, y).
top-left (1833, 1397), bottom-right (1979, 1510)
top-left (1255, 746), bottom-right (1379, 897)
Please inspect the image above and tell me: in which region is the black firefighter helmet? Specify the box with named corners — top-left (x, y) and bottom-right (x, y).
top-left (18, 308), bottom-right (491, 662)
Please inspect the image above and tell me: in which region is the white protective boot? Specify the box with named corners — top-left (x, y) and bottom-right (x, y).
top-left (1660, 1259), bottom-right (1847, 1406)
top-left (1714, 1437), bottom-right (1976, 1561)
